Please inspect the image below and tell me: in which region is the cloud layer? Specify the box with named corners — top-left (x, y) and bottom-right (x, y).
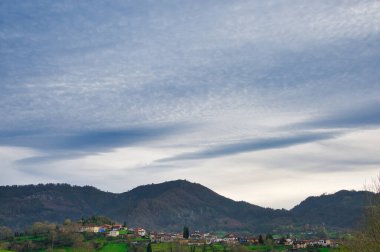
top-left (1, 0), bottom-right (379, 208)
top-left (159, 132), bottom-right (338, 162)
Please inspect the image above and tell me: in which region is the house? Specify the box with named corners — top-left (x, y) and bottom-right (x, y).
top-left (98, 227), bottom-right (106, 233)
top-left (108, 230), bottom-right (120, 237)
top-left (112, 224), bottom-right (123, 230)
top-left (174, 233), bottom-right (183, 239)
top-left (136, 228), bottom-right (146, 237)
top-left (204, 233), bottom-right (218, 244)
top-left (79, 226), bottom-right (101, 233)
top-left (247, 237), bottom-right (258, 245)
top-left (293, 241), bottom-right (307, 249)
top-left (190, 231), bottom-right (202, 240)
top-left (238, 237), bottom-right (248, 244)
top-left (90, 226), bottom-right (101, 233)
top-left (223, 233), bottom-right (238, 244)
top-left (318, 239), bottom-right (331, 247)
top-left (149, 233), bottom-right (157, 242)
top-left (103, 224), bottom-right (112, 230)
top-left (159, 233), bottom-right (174, 242)
top-left (285, 238), bottom-right (293, 246)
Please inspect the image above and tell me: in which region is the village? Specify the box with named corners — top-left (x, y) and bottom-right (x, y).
top-left (78, 223), bottom-right (340, 250)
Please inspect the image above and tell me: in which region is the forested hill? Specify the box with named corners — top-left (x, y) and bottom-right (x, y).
top-left (0, 180), bottom-right (373, 232)
top-left (291, 189), bottom-right (372, 228)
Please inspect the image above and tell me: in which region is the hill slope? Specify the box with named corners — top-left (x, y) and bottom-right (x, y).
top-left (0, 184), bottom-right (115, 230)
top-left (0, 180), bottom-right (372, 232)
top-left (107, 180), bottom-right (290, 232)
top-left (291, 190), bottom-right (371, 228)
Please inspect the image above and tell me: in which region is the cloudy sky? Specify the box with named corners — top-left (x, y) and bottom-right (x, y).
top-left (1, 0), bottom-right (380, 209)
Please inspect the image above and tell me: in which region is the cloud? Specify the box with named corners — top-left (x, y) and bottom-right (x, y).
top-left (0, 0), bottom-right (380, 208)
top-left (0, 124), bottom-right (186, 164)
top-left (159, 131), bottom-right (337, 162)
top-left (15, 153), bottom-right (88, 166)
top-left (1, 0), bottom-right (380, 133)
top-left (294, 101), bottom-right (380, 129)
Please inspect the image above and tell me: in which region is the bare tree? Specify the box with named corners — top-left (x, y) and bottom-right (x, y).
top-left (349, 174), bottom-right (380, 252)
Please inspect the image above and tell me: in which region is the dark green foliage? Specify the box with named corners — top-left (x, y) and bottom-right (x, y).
top-left (0, 226), bottom-right (13, 240)
top-left (0, 220), bottom-right (130, 252)
top-left (190, 245), bottom-right (196, 252)
top-left (265, 233), bottom-right (273, 240)
top-left (0, 183), bottom-right (114, 230)
top-left (183, 226), bottom-right (189, 239)
top-left (202, 242), bottom-right (206, 252)
top-left (291, 190), bottom-right (372, 228)
top-left (147, 242), bottom-right (152, 252)
top-left (258, 234), bottom-right (264, 245)
top-left (80, 215), bottom-right (114, 226)
top-left (0, 181), bottom-right (374, 233)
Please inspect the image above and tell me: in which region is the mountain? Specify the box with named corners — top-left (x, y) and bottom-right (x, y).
top-left (0, 184), bottom-right (115, 230)
top-left (107, 180), bottom-right (290, 232)
top-left (291, 190), bottom-right (371, 228)
top-left (0, 180), bottom-right (372, 232)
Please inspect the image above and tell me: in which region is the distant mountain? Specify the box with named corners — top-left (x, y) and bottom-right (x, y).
top-left (0, 180), bottom-right (372, 232)
top-left (291, 190), bottom-right (371, 228)
top-left (107, 180), bottom-right (290, 232)
top-left (0, 184), bottom-right (115, 230)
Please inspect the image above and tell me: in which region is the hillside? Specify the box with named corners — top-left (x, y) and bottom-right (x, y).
top-left (291, 190), bottom-right (371, 228)
top-left (0, 180), bottom-right (372, 232)
top-left (0, 184), bottom-right (116, 230)
top-left (107, 180), bottom-right (290, 232)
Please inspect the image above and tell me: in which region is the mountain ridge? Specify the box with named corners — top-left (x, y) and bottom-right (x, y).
top-left (0, 180), bottom-right (371, 232)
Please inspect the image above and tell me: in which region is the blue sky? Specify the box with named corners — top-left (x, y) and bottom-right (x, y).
top-left (1, 0), bottom-right (380, 208)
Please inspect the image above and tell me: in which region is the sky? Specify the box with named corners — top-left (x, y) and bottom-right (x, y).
top-left (1, 0), bottom-right (380, 209)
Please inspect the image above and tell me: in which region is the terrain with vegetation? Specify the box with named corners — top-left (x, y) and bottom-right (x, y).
top-left (0, 180), bottom-right (372, 232)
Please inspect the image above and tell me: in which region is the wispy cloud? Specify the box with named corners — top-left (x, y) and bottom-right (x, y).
top-left (159, 132), bottom-right (337, 162)
top-left (0, 124), bottom-right (186, 164)
top-left (0, 125), bottom-right (182, 151)
top-left (293, 101), bottom-right (380, 130)
top-left (1, 0), bottom-right (380, 207)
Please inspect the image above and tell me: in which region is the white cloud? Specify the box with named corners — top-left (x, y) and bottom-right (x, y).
top-left (0, 0), bottom-right (379, 208)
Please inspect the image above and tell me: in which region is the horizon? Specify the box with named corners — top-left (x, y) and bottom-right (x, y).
top-left (1, 0), bottom-right (380, 209)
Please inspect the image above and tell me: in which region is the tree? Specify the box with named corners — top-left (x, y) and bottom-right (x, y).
top-left (349, 174), bottom-right (380, 252)
top-left (28, 222), bottom-right (56, 236)
top-left (63, 219), bottom-right (72, 226)
top-left (0, 226), bottom-right (13, 240)
top-left (183, 226), bottom-right (189, 239)
top-left (265, 233), bottom-right (273, 241)
top-left (316, 226), bottom-right (328, 239)
top-left (146, 242), bottom-right (152, 252)
top-left (258, 234), bottom-right (264, 245)
top-left (264, 234), bottom-right (274, 249)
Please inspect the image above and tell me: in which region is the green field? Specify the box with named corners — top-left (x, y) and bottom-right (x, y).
top-left (99, 243), bottom-right (128, 252)
top-left (247, 245), bottom-right (286, 251)
top-left (150, 243), bottom-right (345, 252)
top-left (0, 240), bottom-right (349, 252)
top-left (151, 243), bottom-right (229, 252)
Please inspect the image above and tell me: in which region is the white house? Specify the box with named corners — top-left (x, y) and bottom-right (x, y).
top-left (108, 230), bottom-right (120, 237)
